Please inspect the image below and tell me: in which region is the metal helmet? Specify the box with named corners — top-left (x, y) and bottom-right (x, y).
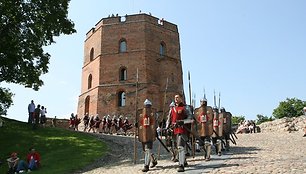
top-left (144, 99), bottom-right (152, 106)
top-left (213, 106), bottom-right (218, 111)
top-left (220, 107), bottom-right (226, 112)
top-left (200, 98), bottom-right (207, 102)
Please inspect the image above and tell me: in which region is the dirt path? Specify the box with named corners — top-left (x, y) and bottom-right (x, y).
top-left (74, 131), bottom-right (306, 174)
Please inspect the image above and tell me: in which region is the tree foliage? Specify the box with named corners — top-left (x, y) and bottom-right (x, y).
top-left (272, 98), bottom-right (306, 119)
top-left (0, 0), bottom-right (76, 115)
top-left (255, 114), bottom-right (274, 125)
top-left (232, 115), bottom-right (245, 125)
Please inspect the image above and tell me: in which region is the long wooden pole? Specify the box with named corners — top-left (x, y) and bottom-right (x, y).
top-left (133, 68), bottom-right (139, 164)
top-left (218, 92), bottom-right (221, 110)
top-left (188, 71), bottom-right (195, 158)
top-left (188, 71), bottom-right (192, 105)
top-left (158, 77), bottom-right (168, 159)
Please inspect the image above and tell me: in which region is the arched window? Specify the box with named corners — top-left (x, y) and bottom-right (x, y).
top-left (85, 95), bottom-right (90, 115)
top-left (119, 67), bottom-right (127, 81)
top-left (118, 91), bottom-right (126, 107)
top-left (160, 42), bottom-right (166, 56)
top-left (119, 39), bottom-right (127, 53)
top-left (90, 48), bottom-right (94, 61)
top-left (88, 74), bottom-right (92, 89)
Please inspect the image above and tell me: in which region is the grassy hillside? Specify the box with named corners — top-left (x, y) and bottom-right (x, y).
top-left (0, 116), bottom-right (107, 174)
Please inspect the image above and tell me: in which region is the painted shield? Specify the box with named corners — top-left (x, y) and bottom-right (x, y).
top-left (223, 112), bottom-right (232, 135)
top-left (217, 111), bottom-right (224, 137)
top-left (212, 109), bottom-right (222, 138)
top-left (138, 107), bottom-right (156, 143)
top-left (194, 106), bottom-right (213, 137)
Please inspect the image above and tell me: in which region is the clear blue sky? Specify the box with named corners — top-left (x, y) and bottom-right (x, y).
top-left (3, 0), bottom-right (306, 122)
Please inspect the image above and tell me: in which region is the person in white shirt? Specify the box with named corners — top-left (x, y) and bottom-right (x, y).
top-left (28, 100), bottom-right (35, 124)
top-left (40, 106), bottom-right (47, 127)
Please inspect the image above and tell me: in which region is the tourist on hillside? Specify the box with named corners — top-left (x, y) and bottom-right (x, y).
top-left (7, 152), bottom-right (28, 174)
top-left (40, 106), bottom-right (47, 127)
top-left (33, 104), bottom-right (41, 129)
top-left (7, 152), bottom-right (19, 174)
top-left (27, 100), bottom-right (35, 124)
top-left (26, 147), bottom-right (41, 171)
top-left (52, 116), bottom-right (57, 127)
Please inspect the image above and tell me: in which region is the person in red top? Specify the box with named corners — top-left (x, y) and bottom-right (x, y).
top-left (166, 93), bottom-right (192, 172)
top-left (26, 147), bottom-right (41, 171)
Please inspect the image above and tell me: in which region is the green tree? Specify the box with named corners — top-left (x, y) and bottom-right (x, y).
top-left (255, 114), bottom-right (274, 125)
top-left (272, 98), bottom-right (306, 119)
top-left (232, 115), bottom-right (245, 125)
top-left (0, 0), bottom-right (76, 115)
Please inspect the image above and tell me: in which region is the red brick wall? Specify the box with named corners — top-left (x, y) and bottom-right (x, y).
top-left (77, 14), bottom-right (184, 123)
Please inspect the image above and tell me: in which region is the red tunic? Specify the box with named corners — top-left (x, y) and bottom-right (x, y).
top-left (171, 103), bottom-right (188, 135)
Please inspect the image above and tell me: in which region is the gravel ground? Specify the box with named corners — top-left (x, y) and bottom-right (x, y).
top-left (73, 131), bottom-right (306, 174)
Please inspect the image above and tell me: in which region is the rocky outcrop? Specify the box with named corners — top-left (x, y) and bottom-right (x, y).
top-left (258, 115), bottom-right (306, 133)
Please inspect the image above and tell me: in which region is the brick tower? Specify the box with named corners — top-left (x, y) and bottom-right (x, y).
top-left (77, 13), bottom-right (184, 122)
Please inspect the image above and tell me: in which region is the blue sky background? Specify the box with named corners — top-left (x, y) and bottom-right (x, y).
top-left (3, 0), bottom-right (306, 122)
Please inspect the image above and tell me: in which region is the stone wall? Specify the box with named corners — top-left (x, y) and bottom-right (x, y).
top-left (45, 117), bottom-right (70, 129)
top-left (258, 115), bottom-right (306, 133)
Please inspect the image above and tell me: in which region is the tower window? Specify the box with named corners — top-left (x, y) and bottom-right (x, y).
top-left (85, 95), bottom-right (90, 115)
top-left (160, 42), bottom-right (166, 56)
top-left (90, 48), bottom-right (94, 61)
top-left (119, 67), bottom-right (127, 81)
top-left (118, 91), bottom-right (126, 107)
top-left (119, 39), bottom-right (127, 53)
top-left (88, 74), bottom-right (92, 89)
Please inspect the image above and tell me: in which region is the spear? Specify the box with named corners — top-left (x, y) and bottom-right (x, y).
top-left (133, 68), bottom-right (139, 164)
top-left (188, 71), bottom-right (192, 106)
top-left (158, 77), bottom-right (168, 159)
top-left (214, 90), bottom-right (217, 108)
top-left (188, 71), bottom-right (195, 158)
top-left (203, 87), bottom-right (206, 100)
top-left (218, 92), bottom-right (221, 110)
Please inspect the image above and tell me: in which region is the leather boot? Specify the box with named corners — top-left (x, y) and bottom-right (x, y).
top-left (142, 165), bottom-right (149, 172)
top-left (150, 160), bottom-right (157, 168)
top-left (177, 165), bottom-right (185, 172)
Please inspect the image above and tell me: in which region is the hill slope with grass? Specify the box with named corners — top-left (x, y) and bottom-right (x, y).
top-left (0, 116), bottom-right (107, 174)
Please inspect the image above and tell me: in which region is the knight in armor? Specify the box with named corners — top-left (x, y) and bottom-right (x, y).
top-left (83, 113), bottom-right (89, 132)
top-left (212, 106), bottom-right (223, 156)
top-left (194, 98), bottom-right (214, 161)
top-left (137, 99), bottom-right (158, 172)
top-left (221, 107), bottom-right (232, 151)
top-left (165, 101), bottom-right (177, 162)
top-left (166, 93), bottom-right (192, 172)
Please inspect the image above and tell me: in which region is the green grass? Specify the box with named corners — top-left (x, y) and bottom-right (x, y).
top-left (0, 116), bottom-right (107, 174)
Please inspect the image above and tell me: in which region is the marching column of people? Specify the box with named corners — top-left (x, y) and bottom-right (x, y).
top-left (212, 106), bottom-right (223, 156)
top-left (194, 97), bottom-right (214, 161)
top-left (79, 112), bottom-right (133, 135)
top-left (74, 94), bottom-right (235, 173)
top-left (136, 99), bottom-right (158, 172)
top-left (166, 93), bottom-right (191, 172)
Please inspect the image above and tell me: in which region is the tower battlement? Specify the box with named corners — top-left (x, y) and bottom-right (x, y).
top-left (86, 13), bottom-right (178, 39)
